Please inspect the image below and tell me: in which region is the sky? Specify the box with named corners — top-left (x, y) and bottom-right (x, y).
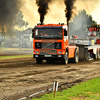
top-left (91, 1), bottom-right (100, 25)
top-left (20, 0), bottom-right (100, 28)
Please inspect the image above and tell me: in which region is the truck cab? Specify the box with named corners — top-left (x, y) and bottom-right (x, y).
top-left (32, 23), bottom-right (79, 64)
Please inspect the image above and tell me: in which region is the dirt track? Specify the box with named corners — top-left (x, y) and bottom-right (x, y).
top-left (0, 50), bottom-right (33, 56)
top-left (0, 57), bottom-right (100, 100)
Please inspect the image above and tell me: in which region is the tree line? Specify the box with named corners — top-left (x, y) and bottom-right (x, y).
top-left (69, 9), bottom-right (97, 39)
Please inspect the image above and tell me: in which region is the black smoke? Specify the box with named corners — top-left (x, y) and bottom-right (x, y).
top-left (36, 0), bottom-right (51, 23)
top-left (64, 0), bottom-right (76, 24)
top-left (0, 0), bottom-right (21, 33)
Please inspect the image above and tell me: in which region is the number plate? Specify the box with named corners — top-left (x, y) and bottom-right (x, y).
top-left (45, 55), bottom-right (52, 57)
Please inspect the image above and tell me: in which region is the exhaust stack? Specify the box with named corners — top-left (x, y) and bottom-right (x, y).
top-left (36, 0), bottom-right (52, 24)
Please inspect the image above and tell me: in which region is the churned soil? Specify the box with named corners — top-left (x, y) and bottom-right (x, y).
top-left (0, 57), bottom-right (100, 100)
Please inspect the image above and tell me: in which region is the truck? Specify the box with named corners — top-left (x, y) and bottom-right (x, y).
top-left (32, 23), bottom-right (100, 64)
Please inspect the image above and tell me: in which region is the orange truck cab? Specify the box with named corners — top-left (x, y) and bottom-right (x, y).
top-left (32, 23), bottom-right (79, 64)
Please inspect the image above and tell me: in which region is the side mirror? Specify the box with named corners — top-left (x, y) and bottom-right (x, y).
top-left (32, 29), bottom-right (34, 38)
top-left (64, 29), bottom-right (67, 36)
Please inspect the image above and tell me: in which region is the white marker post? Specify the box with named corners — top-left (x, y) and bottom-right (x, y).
top-left (53, 81), bottom-right (58, 97)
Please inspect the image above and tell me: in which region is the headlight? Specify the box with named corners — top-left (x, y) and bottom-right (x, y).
top-left (58, 51), bottom-right (62, 54)
top-left (35, 51), bottom-right (39, 54)
top-left (58, 55), bottom-right (62, 57)
top-left (55, 42), bottom-right (62, 49)
top-left (35, 55), bottom-right (38, 57)
top-left (35, 42), bottom-right (42, 49)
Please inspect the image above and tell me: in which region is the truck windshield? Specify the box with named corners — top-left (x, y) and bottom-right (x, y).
top-left (35, 28), bottom-right (62, 39)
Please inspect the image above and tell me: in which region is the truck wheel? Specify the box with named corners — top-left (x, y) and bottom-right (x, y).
top-left (36, 58), bottom-right (42, 64)
top-left (74, 49), bottom-right (79, 63)
top-left (85, 52), bottom-right (89, 61)
top-left (94, 51), bottom-right (98, 59)
top-left (97, 49), bottom-right (100, 59)
top-left (62, 52), bottom-right (68, 65)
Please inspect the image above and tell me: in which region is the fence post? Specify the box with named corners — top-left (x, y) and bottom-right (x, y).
top-left (53, 81), bottom-right (58, 97)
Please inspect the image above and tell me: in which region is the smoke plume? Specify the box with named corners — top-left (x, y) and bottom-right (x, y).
top-left (64, 0), bottom-right (76, 24)
top-left (0, 0), bottom-right (22, 33)
top-left (36, 0), bottom-right (52, 23)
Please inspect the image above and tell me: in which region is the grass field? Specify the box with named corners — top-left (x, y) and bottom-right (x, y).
top-left (0, 55), bottom-right (33, 59)
top-left (0, 47), bottom-right (33, 51)
top-left (33, 77), bottom-right (100, 100)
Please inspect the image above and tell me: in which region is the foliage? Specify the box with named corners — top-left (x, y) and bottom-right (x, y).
top-left (0, 10), bottom-right (28, 36)
top-left (69, 9), bottom-right (97, 39)
top-left (14, 11), bottom-right (29, 29)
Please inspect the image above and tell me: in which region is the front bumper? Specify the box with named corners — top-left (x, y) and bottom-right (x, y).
top-left (34, 55), bottom-right (64, 59)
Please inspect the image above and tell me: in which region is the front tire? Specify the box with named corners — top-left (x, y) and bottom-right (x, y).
top-left (97, 49), bottom-right (100, 59)
top-left (36, 58), bottom-right (42, 64)
top-left (62, 52), bottom-right (68, 65)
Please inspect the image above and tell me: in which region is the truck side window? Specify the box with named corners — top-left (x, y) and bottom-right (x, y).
top-left (64, 29), bottom-right (67, 36)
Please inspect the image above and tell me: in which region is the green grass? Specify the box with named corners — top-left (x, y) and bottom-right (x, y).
top-left (0, 48), bottom-right (33, 51)
top-left (32, 77), bottom-right (100, 100)
top-left (0, 55), bottom-right (33, 59)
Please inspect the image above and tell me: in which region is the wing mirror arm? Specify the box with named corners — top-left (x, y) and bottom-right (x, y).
top-left (32, 29), bottom-right (35, 38)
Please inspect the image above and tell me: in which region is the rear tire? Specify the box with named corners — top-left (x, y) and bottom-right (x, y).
top-left (85, 52), bottom-right (89, 61)
top-left (36, 58), bottom-right (42, 64)
top-left (97, 49), bottom-right (100, 59)
top-left (94, 51), bottom-right (98, 59)
top-left (74, 49), bottom-right (79, 63)
top-left (62, 52), bottom-right (68, 65)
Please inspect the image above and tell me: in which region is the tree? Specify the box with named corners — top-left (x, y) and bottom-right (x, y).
top-left (0, 10), bottom-right (28, 36)
top-left (14, 11), bottom-right (29, 29)
top-left (69, 9), bottom-right (97, 39)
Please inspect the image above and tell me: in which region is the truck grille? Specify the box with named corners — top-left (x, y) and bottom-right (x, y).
top-left (42, 43), bottom-right (55, 49)
top-left (40, 49), bottom-right (57, 55)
